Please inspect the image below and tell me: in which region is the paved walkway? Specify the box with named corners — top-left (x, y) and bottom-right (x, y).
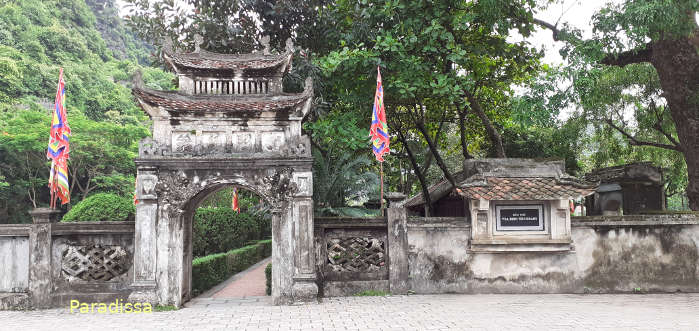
top-left (1, 293), bottom-right (698, 330)
top-left (199, 257), bottom-right (270, 299)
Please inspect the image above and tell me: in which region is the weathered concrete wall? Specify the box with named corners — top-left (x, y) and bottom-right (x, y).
top-left (50, 222), bottom-right (135, 306)
top-left (573, 215), bottom-right (699, 292)
top-left (0, 225), bottom-right (31, 293)
top-left (0, 219), bottom-right (135, 310)
top-left (407, 214), bottom-right (699, 294)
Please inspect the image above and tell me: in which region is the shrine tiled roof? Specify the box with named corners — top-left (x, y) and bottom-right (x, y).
top-left (163, 48), bottom-right (292, 73)
top-left (456, 177), bottom-right (597, 201)
top-left (132, 87), bottom-right (311, 113)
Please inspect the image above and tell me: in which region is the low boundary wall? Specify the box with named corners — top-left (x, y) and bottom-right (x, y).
top-left (407, 214), bottom-right (699, 294)
top-left (0, 209), bottom-right (134, 309)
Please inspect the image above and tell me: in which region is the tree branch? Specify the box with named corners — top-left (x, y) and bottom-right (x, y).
top-left (600, 45), bottom-right (653, 67)
top-left (606, 119), bottom-right (682, 151)
top-left (533, 18), bottom-right (561, 41)
top-left (464, 91), bottom-right (506, 158)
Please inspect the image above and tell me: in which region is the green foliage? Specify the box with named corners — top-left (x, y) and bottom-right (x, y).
top-left (0, 0), bottom-right (173, 223)
top-left (265, 263), bottom-right (272, 296)
top-left (152, 305), bottom-right (178, 312)
top-left (193, 207), bottom-right (270, 258)
top-left (61, 193), bottom-right (134, 222)
top-left (191, 240), bottom-right (272, 296)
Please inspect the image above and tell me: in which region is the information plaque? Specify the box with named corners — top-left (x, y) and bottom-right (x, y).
top-left (495, 205), bottom-right (544, 231)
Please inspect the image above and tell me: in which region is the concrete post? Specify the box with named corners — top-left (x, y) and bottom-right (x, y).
top-left (128, 168), bottom-right (159, 305)
top-left (28, 208), bottom-right (61, 308)
top-left (386, 193), bottom-right (409, 294)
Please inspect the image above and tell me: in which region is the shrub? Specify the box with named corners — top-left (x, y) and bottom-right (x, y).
top-left (265, 263), bottom-right (272, 296)
top-left (193, 207), bottom-right (270, 257)
top-left (62, 193), bottom-right (134, 222)
top-left (191, 240), bottom-right (272, 296)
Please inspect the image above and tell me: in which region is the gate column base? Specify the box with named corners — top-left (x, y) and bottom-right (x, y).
top-left (128, 281), bottom-right (158, 305)
top-left (291, 276), bottom-right (318, 304)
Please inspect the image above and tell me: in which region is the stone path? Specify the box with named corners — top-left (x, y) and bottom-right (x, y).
top-left (2, 293), bottom-right (699, 330)
top-left (199, 257), bottom-right (270, 299)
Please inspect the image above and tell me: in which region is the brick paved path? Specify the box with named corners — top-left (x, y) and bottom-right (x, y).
top-left (1, 293), bottom-right (698, 330)
top-left (206, 257), bottom-right (270, 298)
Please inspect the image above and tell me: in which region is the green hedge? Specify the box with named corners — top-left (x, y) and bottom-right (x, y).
top-left (62, 193), bottom-right (135, 222)
top-left (191, 239), bottom-right (272, 296)
top-left (193, 207), bottom-right (271, 257)
top-left (265, 263), bottom-right (272, 296)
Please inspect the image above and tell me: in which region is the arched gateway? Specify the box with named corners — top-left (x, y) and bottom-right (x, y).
top-left (128, 38), bottom-right (317, 306)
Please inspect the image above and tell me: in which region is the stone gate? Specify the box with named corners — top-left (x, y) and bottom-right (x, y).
top-left (128, 37), bottom-right (317, 306)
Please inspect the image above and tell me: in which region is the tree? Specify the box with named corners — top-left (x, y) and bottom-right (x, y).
top-left (535, 0), bottom-right (699, 209)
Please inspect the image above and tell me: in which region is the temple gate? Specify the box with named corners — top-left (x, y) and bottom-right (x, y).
top-left (128, 37), bottom-right (317, 306)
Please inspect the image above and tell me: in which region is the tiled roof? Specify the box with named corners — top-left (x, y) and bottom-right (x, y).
top-left (133, 88), bottom-right (311, 113)
top-left (456, 177), bottom-right (597, 200)
top-left (404, 171), bottom-right (466, 208)
top-left (163, 49), bottom-right (292, 73)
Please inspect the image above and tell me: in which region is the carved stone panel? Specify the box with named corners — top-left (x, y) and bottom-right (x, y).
top-left (262, 132), bottom-right (285, 153)
top-left (61, 244), bottom-right (130, 282)
top-left (172, 131), bottom-right (194, 154)
top-left (137, 173), bottom-right (158, 201)
top-left (324, 228), bottom-right (388, 281)
top-left (232, 132), bottom-right (255, 153)
top-left (199, 131), bottom-right (226, 155)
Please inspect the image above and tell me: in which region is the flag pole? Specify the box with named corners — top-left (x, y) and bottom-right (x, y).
top-left (380, 162), bottom-right (384, 216)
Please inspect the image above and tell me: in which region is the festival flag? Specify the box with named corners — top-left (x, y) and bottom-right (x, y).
top-left (232, 188), bottom-right (240, 213)
top-left (369, 66), bottom-right (389, 162)
top-left (133, 177), bottom-right (139, 206)
top-left (47, 68), bottom-right (71, 207)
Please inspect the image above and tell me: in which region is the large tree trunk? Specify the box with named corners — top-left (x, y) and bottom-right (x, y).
top-left (397, 129), bottom-right (434, 216)
top-left (650, 36), bottom-right (699, 210)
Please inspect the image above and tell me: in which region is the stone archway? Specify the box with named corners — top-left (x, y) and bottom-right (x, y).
top-left (127, 38), bottom-right (317, 306)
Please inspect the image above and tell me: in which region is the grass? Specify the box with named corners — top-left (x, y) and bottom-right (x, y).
top-left (153, 304), bottom-right (178, 312)
top-left (353, 290), bottom-right (390, 297)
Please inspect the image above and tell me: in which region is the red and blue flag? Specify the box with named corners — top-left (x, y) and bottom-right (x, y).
top-left (47, 68), bottom-right (71, 205)
top-left (369, 66), bottom-right (389, 162)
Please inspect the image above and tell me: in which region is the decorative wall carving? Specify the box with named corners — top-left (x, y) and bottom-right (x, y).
top-left (327, 237), bottom-right (386, 273)
top-left (199, 131), bottom-right (225, 155)
top-left (61, 244), bottom-right (130, 282)
top-left (155, 167), bottom-right (298, 218)
top-left (262, 132), bottom-right (285, 152)
top-left (232, 132), bottom-right (254, 153)
top-left (173, 132), bottom-right (194, 153)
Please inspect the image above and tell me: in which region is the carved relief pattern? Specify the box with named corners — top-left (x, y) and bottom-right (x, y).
top-left (262, 132), bottom-right (284, 152)
top-left (61, 244), bottom-right (130, 281)
top-left (173, 132), bottom-right (194, 153)
top-left (326, 237), bottom-right (385, 273)
top-left (199, 131), bottom-right (225, 155)
top-left (232, 132), bottom-right (254, 153)
top-left (155, 167), bottom-right (298, 218)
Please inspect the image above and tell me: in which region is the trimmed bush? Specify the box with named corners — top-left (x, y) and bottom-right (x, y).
top-left (193, 207), bottom-right (271, 257)
top-left (265, 263), bottom-right (272, 296)
top-left (191, 239), bottom-right (272, 296)
top-left (62, 193), bottom-right (135, 222)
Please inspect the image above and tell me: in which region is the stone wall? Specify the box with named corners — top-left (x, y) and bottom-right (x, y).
top-left (0, 224), bottom-right (31, 293)
top-left (407, 213), bottom-right (699, 294)
top-left (0, 210), bottom-right (135, 309)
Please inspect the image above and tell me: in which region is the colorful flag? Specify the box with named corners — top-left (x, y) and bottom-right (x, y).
top-left (370, 66), bottom-right (389, 162)
top-left (232, 187), bottom-right (240, 213)
top-left (47, 68), bottom-right (71, 206)
top-left (133, 177), bottom-right (139, 206)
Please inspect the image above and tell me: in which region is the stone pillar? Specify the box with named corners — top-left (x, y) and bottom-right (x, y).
top-left (470, 199), bottom-right (490, 240)
top-left (290, 172), bottom-right (318, 303)
top-left (28, 208), bottom-right (61, 308)
top-left (272, 206), bottom-right (294, 304)
top-left (128, 168), bottom-right (159, 305)
top-left (386, 193), bottom-right (409, 294)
